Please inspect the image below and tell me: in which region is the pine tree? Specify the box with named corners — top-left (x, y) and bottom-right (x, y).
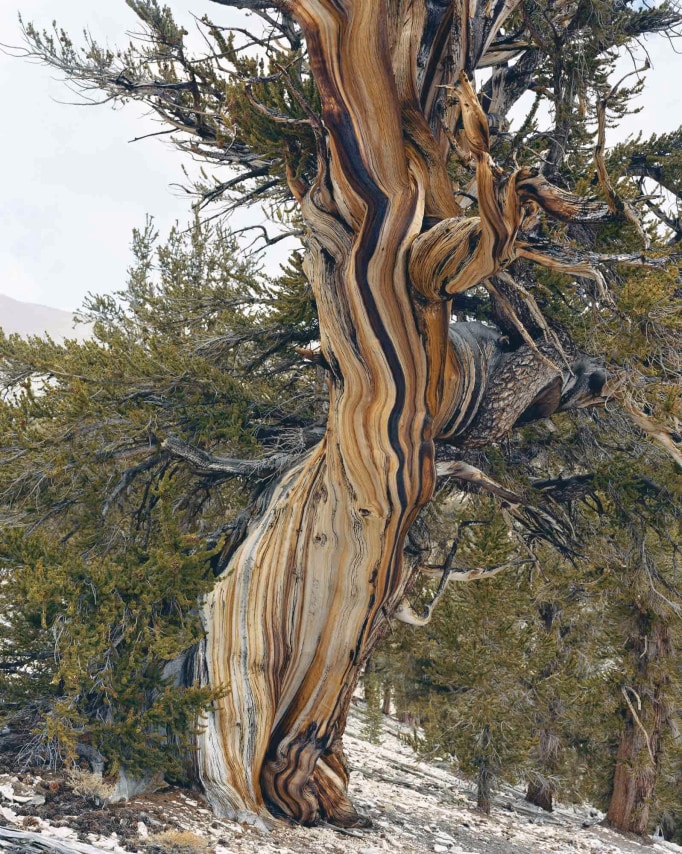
top-left (0, 218), bottom-right (320, 775)
top-left (2, 0), bottom-right (680, 829)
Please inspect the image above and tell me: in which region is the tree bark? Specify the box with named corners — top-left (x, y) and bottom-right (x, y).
top-left (526, 779), bottom-right (553, 813)
top-left (183, 0), bottom-right (610, 827)
top-left (526, 783), bottom-right (554, 812)
top-left (606, 618), bottom-right (673, 836)
top-left (476, 725), bottom-right (493, 815)
top-left (382, 685), bottom-right (392, 716)
top-left (477, 763), bottom-right (492, 815)
top-left (192, 1), bottom-right (437, 826)
top-left (525, 604), bottom-right (562, 814)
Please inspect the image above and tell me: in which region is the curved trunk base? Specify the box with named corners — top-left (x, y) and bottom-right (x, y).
top-left (263, 739), bottom-right (370, 827)
top-left (189, 443), bottom-right (419, 827)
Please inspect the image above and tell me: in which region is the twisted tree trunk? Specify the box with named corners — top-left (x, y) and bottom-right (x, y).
top-left (186, 0), bottom-right (611, 826)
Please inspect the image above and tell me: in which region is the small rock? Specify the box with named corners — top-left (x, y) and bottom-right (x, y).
top-left (0, 784), bottom-right (30, 803)
top-left (47, 826), bottom-right (76, 839)
top-left (0, 778), bottom-right (45, 807)
top-left (137, 821), bottom-right (149, 838)
top-left (88, 835), bottom-right (118, 850)
top-left (0, 806), bottom-right (18, 824)
top-left (110, 768), bottom-right (164, 802)
top-left (433, 845), bottom-right (451, 853)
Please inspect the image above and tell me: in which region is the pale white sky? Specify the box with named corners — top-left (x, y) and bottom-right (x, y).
top-left (0, 0), bottom-right (271, 312)
top-left (0, 3), bottom-right (681, 311)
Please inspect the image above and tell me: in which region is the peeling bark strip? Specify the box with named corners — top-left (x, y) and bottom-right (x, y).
top-left (190, 0), bottom-right (640, 827)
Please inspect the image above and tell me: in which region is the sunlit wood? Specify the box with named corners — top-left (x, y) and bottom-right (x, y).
top-left (186, 0), bottom-right (637, 826)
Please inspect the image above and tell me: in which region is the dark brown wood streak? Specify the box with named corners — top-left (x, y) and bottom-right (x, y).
top-left (187, 0), bottom-right (640, 828)
top-left (192, 0), bottom-right (434, 828)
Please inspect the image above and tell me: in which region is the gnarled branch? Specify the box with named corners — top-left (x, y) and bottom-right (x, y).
top-left (162, 436), bottom-right (299, 480)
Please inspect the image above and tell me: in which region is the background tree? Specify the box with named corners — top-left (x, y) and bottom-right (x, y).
top-left (1, 0), bottom-right (680, 833)
top-left (373, 422), bottom-right (682, 832)
top-left (0, 219), bottom-right (320, 773)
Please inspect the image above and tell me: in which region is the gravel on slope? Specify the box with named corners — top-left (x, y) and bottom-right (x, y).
top-left (1, 702), bottom-right (680, 854)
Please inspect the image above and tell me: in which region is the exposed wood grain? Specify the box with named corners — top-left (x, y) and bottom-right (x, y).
top-left (194, 0), bottom-right (437, 827)
top-left (189, 0), bottom-right (638, 827)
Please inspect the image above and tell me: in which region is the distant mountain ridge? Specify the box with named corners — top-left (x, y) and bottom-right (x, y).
top-left (0, 293), bottom-right (86, 339)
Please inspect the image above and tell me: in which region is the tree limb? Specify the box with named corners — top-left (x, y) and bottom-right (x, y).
top-left (436, 459), bottom-right (521, 504)
top-left (594, 66), bottom-right (650, 248)
top-left (162, 436), bottom-right (299, 479)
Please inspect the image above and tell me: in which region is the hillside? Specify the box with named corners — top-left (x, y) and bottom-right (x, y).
top-left (1, 703), bottom-right (680, 854)
top-left (0, 294), bottom-right (86, 340)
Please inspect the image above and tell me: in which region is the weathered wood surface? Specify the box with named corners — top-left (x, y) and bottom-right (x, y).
top-left (0, 828), bottom-right (110, 854)
top-left (190, 0), bottom-right (614, 827)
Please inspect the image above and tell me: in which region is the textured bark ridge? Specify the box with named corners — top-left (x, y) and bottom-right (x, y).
top-left (606, 620), bottom-right (673, 835)
top-left (189, 0), bottom-right (612, 827)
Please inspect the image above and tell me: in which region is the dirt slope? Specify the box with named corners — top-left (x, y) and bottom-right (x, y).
top-left (1, 703), bottom-right (680, 854)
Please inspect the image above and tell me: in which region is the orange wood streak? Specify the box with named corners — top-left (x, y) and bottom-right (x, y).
top-left (196, 0), bottom-right (444, 828)
top-left (193, 0), bottom-right (591, 830)
top-left (408, 75), bottom-right (525, 302)
top-left (390, 1), bottom-right (462, 221)
top-left (387, 3), bottom-right (461, 442)
top-left (290, 0), bottom-right (435, 517)
top-left (408, 70), bottom-right (614, 304)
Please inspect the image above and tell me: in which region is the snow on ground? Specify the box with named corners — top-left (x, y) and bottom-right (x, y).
top-left (1, 702), bottom-right (680, 854)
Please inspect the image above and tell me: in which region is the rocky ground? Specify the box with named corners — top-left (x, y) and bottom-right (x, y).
top-left (1, 703), bottom-right (680, 854)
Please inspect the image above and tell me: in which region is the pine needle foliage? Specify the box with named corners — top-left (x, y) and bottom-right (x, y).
top-left (0, 217), bottom-right (320, 774)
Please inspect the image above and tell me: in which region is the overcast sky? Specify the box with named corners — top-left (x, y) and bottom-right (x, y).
top-left (1, 2), bottom-right (681, 312)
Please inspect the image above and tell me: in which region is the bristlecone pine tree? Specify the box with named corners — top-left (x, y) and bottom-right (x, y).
top-left (2, 0), bottom-right (681, 832)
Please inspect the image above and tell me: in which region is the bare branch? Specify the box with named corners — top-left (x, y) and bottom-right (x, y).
top-left (162, 436), bottom-right (300, 479)
top-left (102, 455), bottom-right (162, 518)
top-left (209, 1), bottom-right (282, 11)
top-left (594, 66), bottom-right (651, 248)
top-left (436, 459), bottom-right (521, 504)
